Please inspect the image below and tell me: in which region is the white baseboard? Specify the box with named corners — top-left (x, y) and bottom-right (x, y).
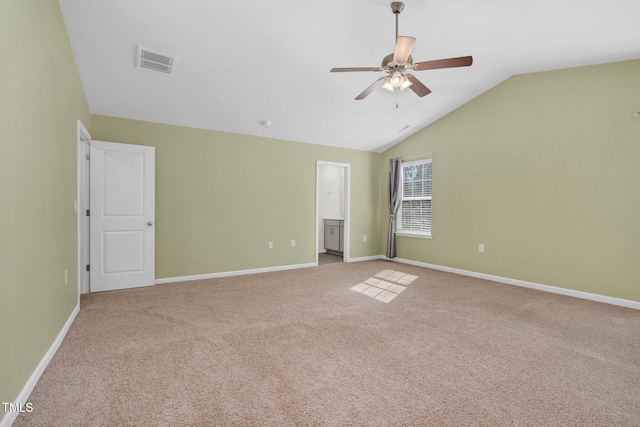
top-left (155, 262), bottom-right (317, 285)
top-left (158, 255), bottom-right (640, 310)
top-left (1, 304), bottom-right (80, 427)
top-left (158, 256), bottom-right (388, 284)
top-left (390, 257), bottom-right (640, 310)
top-left (348, 255), bottom-right (385, 263)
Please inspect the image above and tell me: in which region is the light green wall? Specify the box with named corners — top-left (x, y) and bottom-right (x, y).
top-left (90, 116), bottom-right (381, 279)
top-left (381, 59), bottom-right (640, 302)
top-left (0, 0), bottom-right (90, 416)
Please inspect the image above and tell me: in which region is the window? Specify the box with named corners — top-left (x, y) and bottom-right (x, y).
top-left (397, 159), bottom-right (432, 238)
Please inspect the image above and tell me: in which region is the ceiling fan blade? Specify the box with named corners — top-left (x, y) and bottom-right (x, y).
top-left (412, 56), bottom-right (473, 71)
top-left (405, 74), bottom-right (431, 97)
top-left (355, 76), bottom-right (387, 100)
top-left (393, 36), bottom-right (416, 64)
top-left (330, 67), bottom-right (383, 73)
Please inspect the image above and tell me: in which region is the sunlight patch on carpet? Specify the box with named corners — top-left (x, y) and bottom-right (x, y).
top-left (351, 270), bottom-right (417, 303)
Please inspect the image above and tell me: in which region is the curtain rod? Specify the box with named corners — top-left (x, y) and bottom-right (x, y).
top-left (402, 151), bottom-right (437, 161)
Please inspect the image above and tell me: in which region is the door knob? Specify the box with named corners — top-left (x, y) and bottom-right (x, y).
top-left (147, 221), bottom-right (154, 226)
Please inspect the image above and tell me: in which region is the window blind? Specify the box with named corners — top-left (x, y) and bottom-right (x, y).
top-left (399, 160), bottom-right (432, 234)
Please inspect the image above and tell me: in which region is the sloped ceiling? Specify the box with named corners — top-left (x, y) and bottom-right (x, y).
top-left (59, 0), bottom-right (640, 152)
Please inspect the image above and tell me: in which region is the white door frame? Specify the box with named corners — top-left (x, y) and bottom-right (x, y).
top-left (316, 161), bottom-right (351, 265)
top-left (77, 120), bottom-right (91, 295)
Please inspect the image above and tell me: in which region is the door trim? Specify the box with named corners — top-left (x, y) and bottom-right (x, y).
top-left (315, 161), bottom-right (351, 265)
top-left (77, 120), bottom-right (91, 295)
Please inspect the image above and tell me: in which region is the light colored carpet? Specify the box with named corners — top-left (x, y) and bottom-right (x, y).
top-left (15, 260), bottom-right (640, 426)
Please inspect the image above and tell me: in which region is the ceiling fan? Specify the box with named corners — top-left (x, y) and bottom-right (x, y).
top-left (331, 2), bottom-right (473, 103)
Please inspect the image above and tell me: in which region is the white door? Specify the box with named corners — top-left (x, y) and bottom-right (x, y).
top-left (90, 140), bottom-right (155, 292)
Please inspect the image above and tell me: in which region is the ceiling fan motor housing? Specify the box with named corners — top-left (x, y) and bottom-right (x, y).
top-left (382, 53), bottom-right (413, 69)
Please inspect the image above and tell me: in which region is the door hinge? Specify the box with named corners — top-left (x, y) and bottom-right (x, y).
top-left (86, 264), bottom-right (90, 272)
top-left (85, 153), bottom-right (90, 160)
top-left (86, 209), bottom-right (90, 217)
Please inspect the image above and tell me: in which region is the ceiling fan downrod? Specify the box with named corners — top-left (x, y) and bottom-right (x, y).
top-left (391, 2), bottom-right (405, 42)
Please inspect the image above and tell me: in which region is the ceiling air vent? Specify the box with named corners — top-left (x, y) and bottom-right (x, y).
top-left (136, 45), bottom-right (176, 75)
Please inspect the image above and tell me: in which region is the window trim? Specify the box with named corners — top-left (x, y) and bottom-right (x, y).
top-left (396, 158), bottom-right (432, 239)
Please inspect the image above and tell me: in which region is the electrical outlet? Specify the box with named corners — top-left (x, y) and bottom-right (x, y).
top-left (479, 244), bottom-right (485, 253)
top-left (363, 234), bottom-right (368, 242)
top-left (268, 241), bottom-right (273, 249)
top-left (64, 269), bottom-right (68, 285)
top-left (291, 240), bottom-right (296, 247)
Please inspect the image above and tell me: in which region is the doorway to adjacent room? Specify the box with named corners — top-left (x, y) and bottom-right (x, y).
top-left (316, 161), bottom-right (350, 265)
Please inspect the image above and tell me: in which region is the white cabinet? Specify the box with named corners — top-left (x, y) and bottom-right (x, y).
top-left (324, 219), bottom-right (344, 254)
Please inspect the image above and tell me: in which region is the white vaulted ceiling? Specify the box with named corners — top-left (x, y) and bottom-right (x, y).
top-left (59, 0), bottom-right (640, 152)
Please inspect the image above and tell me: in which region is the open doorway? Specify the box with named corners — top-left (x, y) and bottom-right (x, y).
top-left (316, 161), bottom-right (350, 265)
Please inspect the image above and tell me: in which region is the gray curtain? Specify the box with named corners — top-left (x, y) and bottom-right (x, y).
top-left (386, 157), bottom-right (402, 258)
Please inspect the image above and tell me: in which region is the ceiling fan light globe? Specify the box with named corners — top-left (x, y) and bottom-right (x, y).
top-left (382, 80), bottom-right (395, 92)
top-left (390, 71), bottom-right (404, 87)
top-left (400, 78), bottom-right (413, 91)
